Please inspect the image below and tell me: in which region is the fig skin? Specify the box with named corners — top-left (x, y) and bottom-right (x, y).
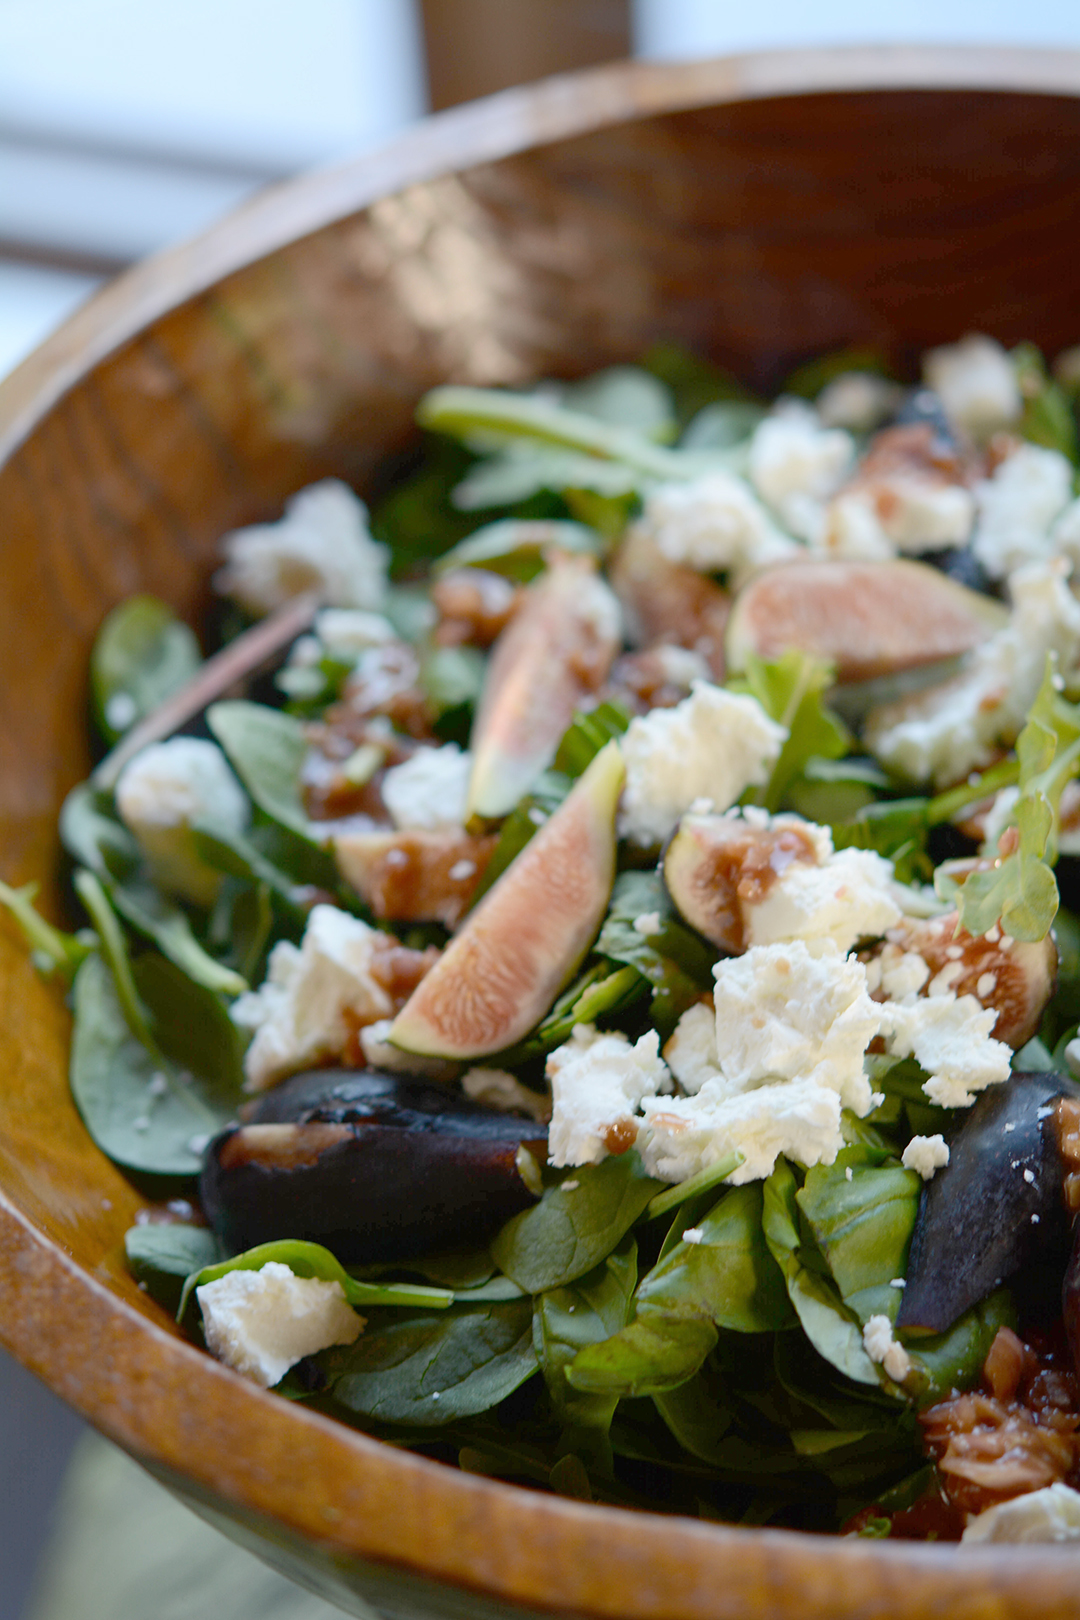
top-left (897, 1072), bottom-right (1080, 1335)
top-left (662, 811), bottom-right (820, 953)
top-left (389, 740), bottom-right (624, 1060)
top-left (200, 1068), bottom-right (548, 1263)
top-left (725, 558), bottom-right (1006, 685)
top-left (466, 552), bottom-right (620, 821)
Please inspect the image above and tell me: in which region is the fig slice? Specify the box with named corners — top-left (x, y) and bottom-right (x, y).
top-left (389, 740), bottom-right (624, 1059)
top-left (897, 1072), bottom-right (1080, 1335)
top-left (608, 528), bottom-right (730, 680)
top-left (465, 552), bottom-right (621, 821)
top-left (334, 827), bottom-right (497, 930)
top-left (663, 811), bottom-right (821, 953)
top-left (726, 558), bottom-right (1006, 685)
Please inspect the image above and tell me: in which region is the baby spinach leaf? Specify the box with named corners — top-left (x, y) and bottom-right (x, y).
top-left (495, 961), bottom-right (644, 1066)
top-left (125, 1222), bottom-right (223, 1311)
top-left (567, 1185), bottom-right (791, 1398)
top-left (467, 770), bottom-right (570, 904)
top-left (830, 799), bottom-right (932, 887)
top-left (797, 1150), bottom-right (920, 1326)
top-left (563, 365), bottom-right (678, 441)
top-left (0, 877), bottom-right (94, 983)
top-left (651, 1359), bottom-right (733, 1463)
top-left (325, 1296), bottom-right (537, 1425)
top-left (69, 952), bottom-right (243, 1176)
top-left (491, 1151), bottom-right (662, 1294)
top-left (762, 1160), bottom-right (880, 1388)
top-left (207, 701), bottom-right (314, 843)
top-left (179, 1238), bottom-right (453, 1321)
top-left (903, 1288), bottom-right (1016, 1408)
top-left (191, 817), bottom-right (313, 917)
top-left (91, 594), bottom-right (202, 743)
top-left (553, 701), bottom-right (631, 779)
top-left (641, 342), bottom-right (760, 423)
top-left (451, 445), bottom-right (644, 511)
top-left (533, 1234), bottom-right (637, 1440)
top-left (679, 401), bottom-right (767, 452)
top-left (432, 519), bottom-right (603, 581)
top-left (597, 870), bottom-right (716, 1036)
top-left (60, 782), bottom-right (140, 880)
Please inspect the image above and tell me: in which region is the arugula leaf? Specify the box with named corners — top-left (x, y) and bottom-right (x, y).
top-left (567, 1185), bottom-right (792, 1399)
top-left (533, 1234), bottom-right (637, 1445)
top-left (831, 799), bottom-right (932, 886)
top-left (596, 870), bottom-right (717, 1036)
top-left (179, 1239), bottom-right (453, 1321)
top-left (936, 658), bottom-right (1080, 939)
top-left (432, 519), bottom-right (604, 581)
top-left (491, 1151), bottom-right (662, 1294)
top-left (732, 652), bottom-right (850, 813)
top-left (324, 1296), bottom-right (537, 1425)
top-left (1012, 342), bottom-right (1079, 463)
top-left (91, 594), bottom-right (202, 743)
top-left (207, 701), bottom-right (314, 843)
top-left (125, 1222), bottom-right (223, 1311)
top-left (796, 1150), bottom-right (920, 1326)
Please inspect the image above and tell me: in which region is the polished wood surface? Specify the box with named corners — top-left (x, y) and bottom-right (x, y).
top-left (4, 47), bottom-right (1080, 1619)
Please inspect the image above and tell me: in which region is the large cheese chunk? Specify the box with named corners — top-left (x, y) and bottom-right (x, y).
top-left (546, 1025), bottom-right (671, 1167)
top-left (197, 1262), bottom-right (362, 1387)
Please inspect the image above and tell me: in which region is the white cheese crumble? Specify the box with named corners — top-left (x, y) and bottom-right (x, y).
top-left (461, 1067), bottom-right (552, 1122)
top-left (865, 559), bottom-right (1080, 787)
top-left (901, 1133), bottom-right (951, 1180)
top-left (879, 995), bottom-right (1011, 1107)
top-left (312, 607), bottom-right (397, 654)
top-left (971, 444), bottom-right (1074, 580)
top-left (632, 471), bottom-right (799, 584)
top-left (923, 335), bottom-right (1022, 441)
top-left (861, 1314), bottom-right (912, 1382)
top-left (546, 1025), bottom-right (671, 1167)
top-left (380, 744), bottom-right (471, 831)
top-left (197, 1263), bottom-right (362, 1387)
top-left (633, 912), bottom-right (662, 936)
top-left (115, 737), bottom-right (249, 907)
top-left (816, 372), bottom-right (901, 433)
top-left (231, 905), bottom-right (397, 1091)
top-left (662, 1000), bottom-right (718, 1096)
top-left (748, 405), bottom-right (855, 540)
top-left (215, 480), bottom-right (390, 616)
top-left (962, 1483), bottom-right (1080, 1543)
top-left (618, 682), bottom-right (787, 846)
top-left (816, 492), bottom-right (898, 562)
top-left (746, 844), bottom-right (902, 955)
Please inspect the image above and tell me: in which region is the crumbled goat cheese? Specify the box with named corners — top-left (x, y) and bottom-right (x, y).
top-left (641, 1074), bottom-right (847, 1187)
top-left (461, 1067), bottom-right (552, 1122)
top-left (861, 1314), bottom-right (912, 1382)
top-left (214, 480), bottom-right (389, 616)
top-left (902, 1133), bottom-right (951, 1179)
top-left (746, 844), bottom-right (902, 954)
top-left (633, 912), bottom-right (662, 936)
top-left (681, 1227), bottom-right (705, 1245)
top-left (358, 1019), bottom-right (460, 1082)
top-left (546, 1025), bottom-right (671, 1167)
top-left (875, 482), bottom-right (975, 554)
top-left (923, 335), bottom-right (1022, 441)
top-left (632, 472), bottom-right (799, 584)
top-left (380, 745), bottom-right (471, 831)
top-left (618, 682), bottom-right (787, 846)
top-left (312, 607), bottom-right (397, 654)
top-left (231, 905), bottom-right (396, 1091)
top-left (1051, 496), bottom-right (1080, 575)
top-left (879, 995), bottom-right (1011, 1107)
top-left (865, 559), bottom-right (1080, 787)
top-left (748, 404), bottom-right (855, 541)
top-left (971, 444), bottom-right (1074, 579)
top-left (197, 1262), bottom-right (362, 1388)
top-left (662, 1000), bottom-right (718, 1096)
top-left (649, 645), bottom-right (711, 687)
top-left (876, 948), bottom-right (932, 1001)
top-left (816, 372), bottom-right (901, 433)
top-left (816, 492), bottom-right (898, 561)
top-left (115, 738), bottom-right (249, 907)
top-left (962, 1483), bottom-right (1080, 1543)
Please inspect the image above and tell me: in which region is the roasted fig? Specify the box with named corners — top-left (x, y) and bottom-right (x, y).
top-left (898, 1072), bottom-right (1080, 1334)
top-left (726, 558), bottom-right (1006, 685)
top-left (662, 811), bottom-right (821, 952)
top-left (389, 741), bottom-right (623, 1059)
top-left (607, 528), bottom-right (730, 680)
top-left (200, 1068), bottom-right (548, 1262)
top-left (465, 552), bottom-right (620, 821)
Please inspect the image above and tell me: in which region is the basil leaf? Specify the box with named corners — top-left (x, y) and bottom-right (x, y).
top-left (796, 1150), bottom-right (920, 1326)
top-left (207, 701), bottom-right (314, 843)
top-left (91, 594), bottom-right (202, 743)
top-left (125, 1223), bottom-right (223, 1311)
top-left (491, 1151), bottom-right (662, 1294)
top-left (533, 1234), bottom-right (637, 1437)
top-left (324, 1297), bottom-right (537, 1425)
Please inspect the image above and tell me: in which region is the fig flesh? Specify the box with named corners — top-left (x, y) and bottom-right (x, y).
top-left (388, 740), bottom-right (624, 1059)
top-left (897, 1072), bottom-right (1080, 1335)
top-left (334, 827), bottom-right (497, 930)
top-left (726, 558), bottom-right (1006, 685)
top-left (465, 553), bottom-right (620, 821)
top-left (663, 812), bottom-right (821, 953)
top-left (608, 528), bottom-right (730, 680)
top-left (200, 1067), bottom-right (548, 1263)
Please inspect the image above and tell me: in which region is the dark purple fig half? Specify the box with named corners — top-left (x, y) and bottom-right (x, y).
top-left (898, 1072), bottom-right (1080, 1335)
top-left (200, 1068), bottom-right (548, 1263)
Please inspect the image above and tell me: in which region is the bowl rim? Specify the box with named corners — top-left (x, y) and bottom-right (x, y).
top-left (6, 44), bottom-right (1080, 1619)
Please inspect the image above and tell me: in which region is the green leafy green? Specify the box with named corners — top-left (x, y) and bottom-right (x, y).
top-left (733, 651), bottom-right (850, 813)
top-left (596, 870), bottom-right (716, 1036)
top-left (680, 401), bottom-right (767, 452)
top-left (324, 1296), bottom-right (537, 1425)
top-left (495, 962), bottom-right (644, 1067)
top-left (432, 518), bottom-right (604, 580)
top-left (552, 701), bottom-right (631, 778)
top-left (641, 342), bottom-right (760, 424)
top-left (781, 346), bottom-right (893, 400)
top-left (179, 1239), bottom-right (453, 1321)
top-left (831, 799), bottom-right (932, 885)
top-left (0, 878), bottom-right (94, 982)
top-left (1012, 342), bottom-right (1079, 463)
top-left (207, 701), bottom-right (314, 842)
top-left (491, 1151), bottom-right (662, 1294)
top-left (125, 1222), bottom-right (223, 1311)
top-left (90, 594), bottom-right (202, 743)
top-left (796, 1150), bottom-right (920, 1326)
top-left (902, 1288), bottom-right (1016, 1407)
top-left (563, 365), bottom-right (678, 441)
top-left (533, 1234), bottom-right (638, 1445)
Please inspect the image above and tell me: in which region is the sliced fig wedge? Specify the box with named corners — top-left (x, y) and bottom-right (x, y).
top-left (334, 827), bottom-right (497, 930)
top-left (608, 528), bottom-right (730, 680)
top-left (466, 552), bottom-right (620, 821)
top-left (726, 559), bottom-right (1006, 685)
top-left (898, 1072), bottom-right (1080, 1334)
top-left (200, 1068), bottom-right (548, 1262)
top-left (389, 741), bottom-right (624, 1059)
top-left (663, 811), bottom-right (821, 953)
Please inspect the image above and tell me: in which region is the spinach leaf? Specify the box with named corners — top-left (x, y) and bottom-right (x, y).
top-left (533, 1234), bottom-right (637, 1442)
top-left (563, 365), bottom-right (678, 441)
top-left (179, 1239), bottom-right (453, 1320)
top-left (494, 961), bottom-right (644, 1066)
top-left (90, 594), bottom-right (202, 743)
top-left (679, 401), bottom-right (767, 452)
top-left (652, 1360), bottom-right (733, 1463)
top-left (733, 651), bottom-right (850, 812)
top-left (324, 1296), bottom-right (537, 1425)
top-left (125, 1222), bottom-right (223, 1311)
top-left (1012, 342), bottom-right (1079, 463)
top-left (69, 952), bottom-right (243, 1176)
top-left (552, 702), bottom-right (631, 778)
top-left (904, 1288), bottom-right (1016, 1408)
top-left (567, 1185), bottom-right (791, 1398)
top-left (641, 342), bottom-right (760, 423)
top-left (452, 445), bottom-right (644, 511)
top-left (796, 1150), bottom-right (920, 1326)
top-left (0, 878), bottom-right (94, 983)
top-left (432, 519), bottom-right (604, 581)
top-left (762, 1160), bottom-right (880, 1388)
top-left (207, 701), bottom-right (314, 843)
top-left (597, 870), bottom-right (716, 1036)
top-left (781, 346), bottom-right (893, 399)
top-left (491, 1151), bottom-right (662, 1293)
top-left (466, 770), bottom-right (570, 905)
top-left (191, 817), bottom-right (314, 917)
top-left (830, 799), bottom-right (932, 886)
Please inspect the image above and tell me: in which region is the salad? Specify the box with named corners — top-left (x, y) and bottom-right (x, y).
top-left (12, 333), bottom-right (1080, 1543)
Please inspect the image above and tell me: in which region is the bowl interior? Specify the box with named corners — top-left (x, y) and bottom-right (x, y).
top-left (4, 59), bottom-right (1080, 1620)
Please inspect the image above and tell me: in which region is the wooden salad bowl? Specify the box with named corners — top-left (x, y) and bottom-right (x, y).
top-left (5, 44), bottom-right (1080, 1620)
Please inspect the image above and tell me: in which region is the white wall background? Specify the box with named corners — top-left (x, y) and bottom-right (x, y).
top-left (633, 0), bottom-right (1080, 54)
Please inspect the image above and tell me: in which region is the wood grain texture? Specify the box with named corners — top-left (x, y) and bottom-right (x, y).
top-left (4, 46), bottom-right (1080, 1619)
